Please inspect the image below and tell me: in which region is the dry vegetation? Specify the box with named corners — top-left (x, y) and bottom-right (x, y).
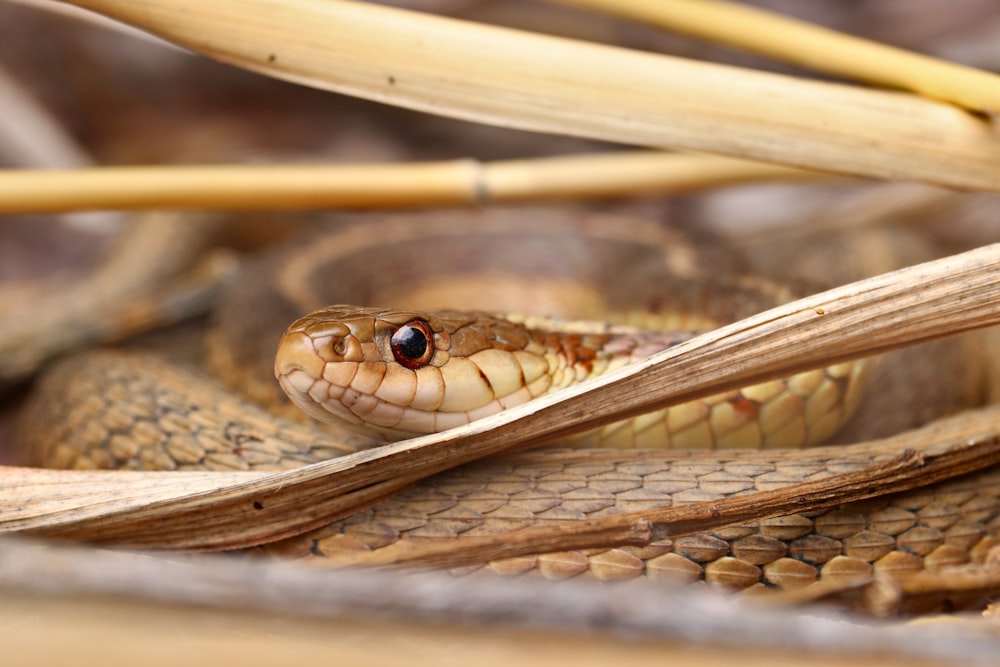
top-left (3, 2), bottom-right (1000, 665)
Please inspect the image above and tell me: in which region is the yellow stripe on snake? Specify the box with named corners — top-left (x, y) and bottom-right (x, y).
top-left (16, 210), bottom-right (999, 596)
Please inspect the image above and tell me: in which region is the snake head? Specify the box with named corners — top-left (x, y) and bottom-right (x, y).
top-left (276, 306), bottom-right (426, 430)
top-left (275, 305), bottom-right (551, 440)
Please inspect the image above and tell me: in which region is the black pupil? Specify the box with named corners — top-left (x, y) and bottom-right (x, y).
top-left (394, 325), bottom-right (427, 359)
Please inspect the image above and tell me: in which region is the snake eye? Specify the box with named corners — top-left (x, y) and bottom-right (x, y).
top-left (390, 320), bottom-right (434, 369)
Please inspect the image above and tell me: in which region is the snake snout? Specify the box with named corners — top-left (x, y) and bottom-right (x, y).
top-left (274, 330), bottom-right (322, 381)
top-left (274, 330), bottom-right (332, 420)
top-left (275, 330), bottom-right (369, 427)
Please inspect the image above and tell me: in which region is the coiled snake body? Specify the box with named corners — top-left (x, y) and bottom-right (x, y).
top-left (17, 210), bottom-right (1000, 594)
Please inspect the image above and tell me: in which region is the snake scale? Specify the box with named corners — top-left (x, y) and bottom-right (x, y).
top-left (15, 209), bottom-right (1000, 598)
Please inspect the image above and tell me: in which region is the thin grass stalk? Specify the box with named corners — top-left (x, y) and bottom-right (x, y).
top-left (0, 153), bottom-right (814, 212)
top-left (555, 0), bottom-right (1000, 112)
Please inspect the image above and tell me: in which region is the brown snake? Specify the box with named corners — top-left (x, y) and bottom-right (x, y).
top-left (14, 210), bottom-right (1000, 595)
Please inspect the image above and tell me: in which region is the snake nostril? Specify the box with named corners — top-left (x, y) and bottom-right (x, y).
top-left (333, 338), bottom-right (348, 357)
top-left (310, 334), bottom-right (362, 363)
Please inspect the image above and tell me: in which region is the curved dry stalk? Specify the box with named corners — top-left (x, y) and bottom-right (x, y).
top-left (556, 0), bottom-right (1000, 112)
top-left (0, 153), bottom-right (814, 213)
top-left (58, 0), bottom-right (1000, 190)
top-left (3, 242), bottom-right (1000, 549)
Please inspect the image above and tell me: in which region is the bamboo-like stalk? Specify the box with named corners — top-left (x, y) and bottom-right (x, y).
top-left (555, 0), bottom-right (1000, 113)
top-left (57, 0), bottom-right (1000, 191)
top-left (0, 153), bottom-right (813, 213)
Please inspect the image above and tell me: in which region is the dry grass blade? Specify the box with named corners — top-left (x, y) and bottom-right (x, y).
top-left (0, 467), bottom-right (265, 524)
top-left (59, 0), bottom-right (1000, 190)
top-left (0, 153), bottom-right (813, 213)
top-left (557, 0), bottom-right (1000, 112)
top-left (3, 243), bottom-right (1000, 549)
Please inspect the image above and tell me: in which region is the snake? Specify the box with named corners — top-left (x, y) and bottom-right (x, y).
top-left (14, 208), bottom-right (1000, 598)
